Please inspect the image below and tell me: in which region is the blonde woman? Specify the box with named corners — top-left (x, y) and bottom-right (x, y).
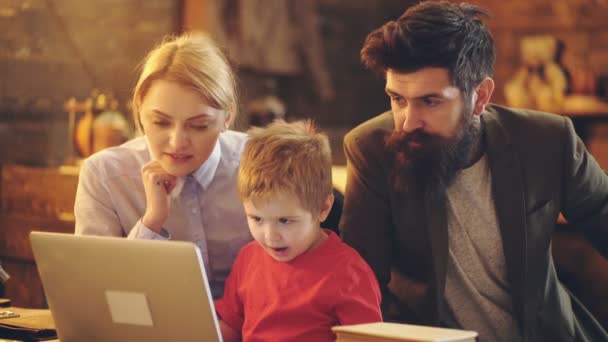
top-left (75, 33), bottom-right (251, 298)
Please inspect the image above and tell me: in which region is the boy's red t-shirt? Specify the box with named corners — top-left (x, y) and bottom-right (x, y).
top-left (215, 230), bottom-right (382, 342)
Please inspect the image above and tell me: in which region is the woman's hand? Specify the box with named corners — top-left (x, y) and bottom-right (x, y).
top-left (141, 160), bottom-right (177, 233)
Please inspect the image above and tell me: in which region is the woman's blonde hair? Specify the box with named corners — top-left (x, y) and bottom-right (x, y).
top-left (238, 119), bottom-right (333, 216)
top-left (132, 33), bottom-right (237, 132)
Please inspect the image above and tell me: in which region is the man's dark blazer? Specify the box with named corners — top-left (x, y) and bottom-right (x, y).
top-left (340, 104), bottom-right (608, 341)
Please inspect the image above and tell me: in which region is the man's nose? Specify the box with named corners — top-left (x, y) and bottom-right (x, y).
top-left (401, 108), bottom-right (423, 133)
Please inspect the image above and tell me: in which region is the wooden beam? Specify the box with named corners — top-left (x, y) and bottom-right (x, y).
top-left (182, 0), bottom-right (212, 32)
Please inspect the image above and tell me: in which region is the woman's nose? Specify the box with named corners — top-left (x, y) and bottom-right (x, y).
top-left (169, 127), bottom-right (190, 149)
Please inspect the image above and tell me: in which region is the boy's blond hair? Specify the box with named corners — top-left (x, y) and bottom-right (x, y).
top-left (238, 119), bottom-right (333, 216)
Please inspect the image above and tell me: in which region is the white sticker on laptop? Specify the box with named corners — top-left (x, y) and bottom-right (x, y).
top-left (105, 290), bottom-right (154, 326)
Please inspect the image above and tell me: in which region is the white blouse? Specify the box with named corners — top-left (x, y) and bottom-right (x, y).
top-left (74, 131), bottom-right (252, 298)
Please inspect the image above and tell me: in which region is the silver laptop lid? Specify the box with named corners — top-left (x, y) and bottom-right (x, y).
top-left (30, 231), bottom-right (222, 342)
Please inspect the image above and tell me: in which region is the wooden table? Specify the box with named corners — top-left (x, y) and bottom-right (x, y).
top-left (0, 306), bottom-right (58, 341)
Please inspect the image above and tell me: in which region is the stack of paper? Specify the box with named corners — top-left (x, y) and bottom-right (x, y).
top-left (332, 322), bottom-right (478, 342)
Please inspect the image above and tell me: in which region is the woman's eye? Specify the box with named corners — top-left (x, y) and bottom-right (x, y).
top-left (153, 121), bottom-right (170, 127)
top-left (189, 123), bottom-right (209, 130)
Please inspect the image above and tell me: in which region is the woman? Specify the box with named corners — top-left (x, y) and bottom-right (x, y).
top-left (74, 33), bottom-right (251, 298)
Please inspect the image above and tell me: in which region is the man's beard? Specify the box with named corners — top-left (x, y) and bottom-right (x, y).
top-left (385, 107), bottom-right (481, 199)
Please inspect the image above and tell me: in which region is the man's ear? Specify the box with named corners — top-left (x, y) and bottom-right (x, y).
top-left (473, 77), bottom-right (495, 115)
top-left (318, 193), bottom-right (335, 222)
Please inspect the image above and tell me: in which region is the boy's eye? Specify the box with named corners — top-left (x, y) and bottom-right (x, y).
top-left (249, 216), bottom-right (262, 223)
top-left (278, 218), bottom-right (291, 224)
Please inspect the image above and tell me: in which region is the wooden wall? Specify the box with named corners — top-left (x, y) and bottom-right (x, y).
top-left (0, 164), bottom-right (78, 307)
top-left (0, 0), bottom-right (181, 167)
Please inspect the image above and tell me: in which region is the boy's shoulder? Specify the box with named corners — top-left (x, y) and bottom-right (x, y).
top-left (317, 234), bottom-right (379, 296)
top-left (324, 232), bottom-right (374, 273)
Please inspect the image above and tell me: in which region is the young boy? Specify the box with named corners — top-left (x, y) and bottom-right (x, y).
top-left (215, 120), bottom-right (382, 341)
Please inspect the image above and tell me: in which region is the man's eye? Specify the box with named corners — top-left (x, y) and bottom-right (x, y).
top-left (423, 98), bottom-right (440, 107)
top-left (389, 96), bottom-right (406, 107)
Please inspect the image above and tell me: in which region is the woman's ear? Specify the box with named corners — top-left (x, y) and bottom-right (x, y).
top-left (318, 193), bottom-right (335, 222)
top-left (223, 111), bottom-right (233, 131)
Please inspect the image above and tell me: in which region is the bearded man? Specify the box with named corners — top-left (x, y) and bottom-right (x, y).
top-left (340, 2), bottom-right (608, 341)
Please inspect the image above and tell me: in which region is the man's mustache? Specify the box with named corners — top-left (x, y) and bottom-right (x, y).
top-left (386, 129), bottom-right (437, 152)
top-left (404, 129), bottom-right (435, 145)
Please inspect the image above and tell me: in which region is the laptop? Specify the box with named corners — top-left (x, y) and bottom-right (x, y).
top-left (30, 231), bottom-right (223, 342)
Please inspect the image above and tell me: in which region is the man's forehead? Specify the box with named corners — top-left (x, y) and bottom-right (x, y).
top-left (386, 68), bottom-right (460, 99)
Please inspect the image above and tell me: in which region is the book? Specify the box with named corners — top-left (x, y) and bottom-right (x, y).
top-left (332, 322), bottom-right (478, 342)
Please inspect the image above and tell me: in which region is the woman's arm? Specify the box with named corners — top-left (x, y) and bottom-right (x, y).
top-left (74, 158), bottom-right (125, 236)
top-left (75, 155), bottom-right (179, 239)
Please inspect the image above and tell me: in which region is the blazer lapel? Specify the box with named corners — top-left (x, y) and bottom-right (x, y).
top-left (482, 111), bottom-right (527, 332)
top-left (425, 192), bottom-right (448, 324)
top-left (394, 189), bottom-right (441, 324)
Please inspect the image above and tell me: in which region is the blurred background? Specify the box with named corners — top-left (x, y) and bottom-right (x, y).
top-left (0, 0), bottom-right (607, 327)
top-left (1, 0), bottom-right (607, 167)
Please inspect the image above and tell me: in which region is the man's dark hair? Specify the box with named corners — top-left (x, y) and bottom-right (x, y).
top-left (361, 1), bottom-right (495, 98)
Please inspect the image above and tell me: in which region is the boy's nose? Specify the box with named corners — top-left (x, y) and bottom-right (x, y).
top-left (264, 227), bottom-right (281, 243)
